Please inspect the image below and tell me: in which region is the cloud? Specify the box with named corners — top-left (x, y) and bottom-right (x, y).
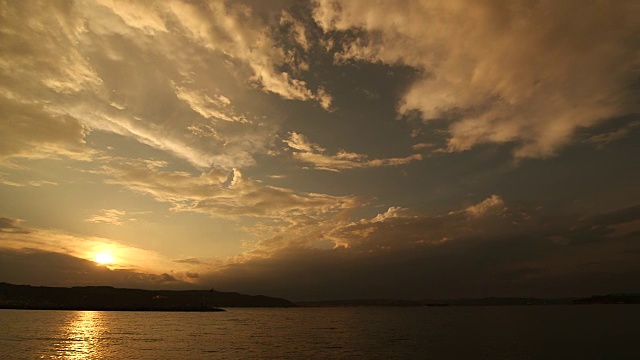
top-left (77, 104), bottom-right (269, 170)
top-left (85, 209), bottom-right (127, 226)
top-left (329, 195), bottom-right (515, 251)
top-left (584, 121), bottom-right (640, 149)
top-left (0, 97), bottom-right (91, 161)
top-left (284, 132), bottom-right (326, 153)
top-left (411, 142), bottom-right (435, 151)
top-left (173, 258), bottom-right (204, 265)
top-left (0, 218), bottom-right (30, 234)
top-left (0, 1), bottom-right (332, 169)
top-left (584, 205), bottom-right (640, 228)
top-left (0, 2), bottom-right (103, 95)
top-left (0, 248), bottom-right (190, 289)
top-left (165, 0), bottom-right (330, 106)
top-left (0, 176), bottom-right (55, 188)
top-left (3, 199), bottom-right (639, 299)
top-left (280, 11), bottom-right (310, 51)
top-left (371, 206), bottom-right (410, 223)
top-left (464, 195), bottom-right (506, 217)
top-left (159, 272), bottom-right (178, 283)
top-left (314, 0), bottom-right (640, 158)
top-left (315, 86), bottom-right (333, 111)
top-left (0, 2), bottom-right (99, 161)
top-left (27, 181), bottom-right (58, 187)
top-left (284, 132), bottom-right (422, 171)
top-left (93, 0), bottom-right (168, 35)
top-left (173, 85), bottom-right (249, 123)
top-left (185, 271), bottom-right (200, 279)
top-left (101, 158), bottom-right (358, 221)
top-left (0, 217), bottom-right (187, 276)
top-left (199, 198), bottom-right (640, 300)
top-left (0, 179), bottom-right (22, 187)
top-left (96, 0), bottom-right (320, 103)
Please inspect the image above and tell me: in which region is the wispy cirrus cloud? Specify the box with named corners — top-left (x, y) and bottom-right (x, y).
top-left (584, 121), bottom-right (640, 149)
top-left (165, 0), bottom-right (329, 106)
top-left (84, 209), bottom-right (148, 226)
top-left (173, 85), bottom-right (248, 124)
top-left (0, 1), bottom-right (333, 169)
top-left (172, 257), bottom-right (204, 265)
top-left (0, 2), bottom-right (99, 162)
top-left (0, 97), bottom-right (92, 162)
top-left (100, 157), bottom-right (358, 222)
top-left (284, 132), bottom-right (422, 171)
top-left (0, 175), bottom-right (58, 188)
top-left (85, 209), bottom-right (127, 226)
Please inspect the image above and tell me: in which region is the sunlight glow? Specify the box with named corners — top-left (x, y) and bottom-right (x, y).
top-left (61, 311), bottom-right (107, 358)
top-left (95, 253), bottom-right (114, 265)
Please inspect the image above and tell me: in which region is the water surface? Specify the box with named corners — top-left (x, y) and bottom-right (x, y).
top-left (1, 306), bottom-right (637, 359)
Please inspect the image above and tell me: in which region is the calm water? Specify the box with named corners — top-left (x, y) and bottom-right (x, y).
top-left (0, 306), bottom-right (638, 359)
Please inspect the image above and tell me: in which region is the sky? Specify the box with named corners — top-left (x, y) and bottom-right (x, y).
top-left (0, 0), bottom-right (638, 301)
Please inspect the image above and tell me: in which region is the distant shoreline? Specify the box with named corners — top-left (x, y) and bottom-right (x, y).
top-left (2, 283), bottom-right (638, 309)
top-left (0, 282), bottom-right (294, 310)
top-left (294, 294), bottom-right (640, 307)
top-left (0, 305), bottom-right (225, 312)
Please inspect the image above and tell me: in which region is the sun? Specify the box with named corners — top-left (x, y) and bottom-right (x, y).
top-left (95, 253), bottom-right (114, 265)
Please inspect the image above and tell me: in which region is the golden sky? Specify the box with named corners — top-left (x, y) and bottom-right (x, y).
top-left (0, 0), bottom-right (638, 300)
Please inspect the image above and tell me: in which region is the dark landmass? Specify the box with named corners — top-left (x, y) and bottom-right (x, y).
top-left (2, 282), bottom-right (637, 311)
top-left (295, 298), bottom-right (571, 307)
top-left (572, 294), bottom-right (640, 305)
top-left (296, 299), bottom-right (428, 307)
top-left (0, 282), bottom-right (293, 311)
top-left (296, 294), bottom-right (640, 307)
top-left (447, 297), bottom-right (574, 306)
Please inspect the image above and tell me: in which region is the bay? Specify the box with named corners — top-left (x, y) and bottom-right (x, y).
top-left (0, 306), bottom-right (638, 359)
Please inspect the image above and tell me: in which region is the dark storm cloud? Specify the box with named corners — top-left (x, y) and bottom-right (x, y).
top-left (199, 202), bottom-right (640, 300)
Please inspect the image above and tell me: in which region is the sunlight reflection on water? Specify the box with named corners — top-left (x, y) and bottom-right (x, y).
top-left (52, 311), bottom-right (109, 359)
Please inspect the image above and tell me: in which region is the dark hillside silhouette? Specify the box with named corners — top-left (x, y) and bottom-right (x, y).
top-left (0, 282), bottom-right (293, 311)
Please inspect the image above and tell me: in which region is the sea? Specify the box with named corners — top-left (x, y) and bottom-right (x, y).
top-left (0, 306), bottom-right (638, 359)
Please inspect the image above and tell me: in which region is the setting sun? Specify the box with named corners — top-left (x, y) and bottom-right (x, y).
top-left (95, 253), bottom-right (114, 265)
